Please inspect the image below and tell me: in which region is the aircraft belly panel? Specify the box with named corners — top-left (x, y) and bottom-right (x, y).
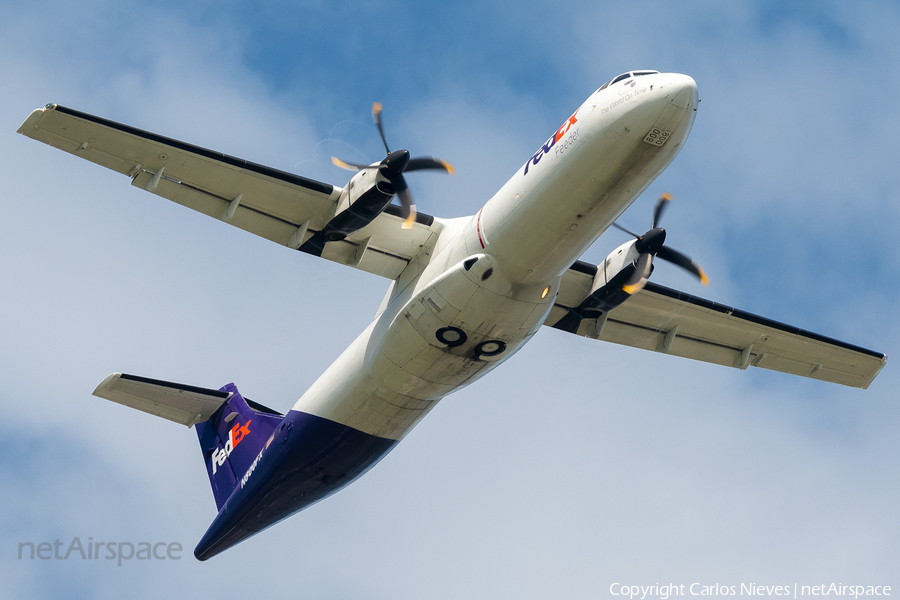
top-left (296, 252), bottom-right (556, 439)
top-left (382, 256), bottom-right (552, 389)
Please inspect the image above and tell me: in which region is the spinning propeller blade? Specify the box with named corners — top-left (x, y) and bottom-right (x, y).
top-left (372, 102), bottom-right (390, 155)
top-left (331, 103), bottom-right (455, 227)
top-left (397, 188), bottom-right (416, 229)
top-left (652, 192), bottom-right (673, 229)
top-left (331, 157), bottom-right (375, 171)
top-left (656, 246), bottom-right (709, 286)
top-left (406, 157), bottom-right (455, 174)
top-left (614, 192), bottom-right (709, 290)
top-left (611, 222), bottom-right (641, 239)
top-left (622, 253), bottom-right (653, 295)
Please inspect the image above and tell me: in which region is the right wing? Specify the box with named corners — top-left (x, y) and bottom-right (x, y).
top-left (17, 104), bottom-right (438, 279)
top-left (547, 261), bottom-right (887, 389)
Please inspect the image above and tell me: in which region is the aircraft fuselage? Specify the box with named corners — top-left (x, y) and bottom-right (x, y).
top-left (195, 71), bottom-right (699, 559)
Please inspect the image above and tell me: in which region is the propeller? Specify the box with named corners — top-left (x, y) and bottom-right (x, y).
top-left (612, 192), bottom-right (709, 295)
top-left (332, 103), bottom-right (455, 229)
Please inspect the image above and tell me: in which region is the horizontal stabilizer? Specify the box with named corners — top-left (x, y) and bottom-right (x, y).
top-left (93, 373), bottom-right (231, 427)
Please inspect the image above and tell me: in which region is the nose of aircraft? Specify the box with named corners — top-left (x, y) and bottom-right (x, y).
top-left (658, 73), bottom-right (698, 109)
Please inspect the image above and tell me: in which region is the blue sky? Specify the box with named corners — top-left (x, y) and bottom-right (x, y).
top-left (1, 1), bottom-right (899, 598)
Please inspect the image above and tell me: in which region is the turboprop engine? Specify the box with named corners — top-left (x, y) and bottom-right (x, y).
top-left (299, 103), bottom-right (454, 256)
top-left (552, 193), bottom-right (708, 334)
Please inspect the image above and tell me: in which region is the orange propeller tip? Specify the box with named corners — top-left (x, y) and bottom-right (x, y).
top-left (699, 269), bottom-right (710, 286)
top-left (441, 160), bottom-right (456, 175)
top-left (373, 102), bottom-right (382, 114)
top-left (331, 156), bottom-right (353, 171)
top-left (660, 192), bottom-right (673, 201)
top-left (622, 283), bottom-right (640, 295)
top-left (401, 206), bottom-right (417, 229)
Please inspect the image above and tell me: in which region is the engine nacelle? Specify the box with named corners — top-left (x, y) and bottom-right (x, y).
top-left (592, 239), bottom-right (640, 290)
top-left (333, 168), bottom-right (382, 216)
top-left (549, 238), bottom-right (649, 334)
top-left (585, 239), bottom-right (647, 312)
top-left (325, 167), bottom-right (395, 241)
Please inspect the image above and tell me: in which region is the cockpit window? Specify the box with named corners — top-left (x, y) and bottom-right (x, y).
top-left (598, 71), bottom-right (659, 93)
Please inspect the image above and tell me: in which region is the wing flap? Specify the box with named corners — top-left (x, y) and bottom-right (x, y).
top-left (549, 262), bottom-right (886, 389)
top-left (130, 171), bottom-right (306, 246)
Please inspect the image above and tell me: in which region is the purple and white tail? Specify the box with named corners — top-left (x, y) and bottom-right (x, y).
top-left (92, 373), bottom-right (284, 509)
top-left (194, 383), bottom-right (283, 509)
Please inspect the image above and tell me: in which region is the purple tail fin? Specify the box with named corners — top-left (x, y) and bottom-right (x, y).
top-left (194, 383), bottom-right (284, 510)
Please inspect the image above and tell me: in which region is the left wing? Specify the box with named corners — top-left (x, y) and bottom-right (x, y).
top-left (17, 104), bottom-right (437, 279)
top-left (547, 261), bottom-right (886, 389)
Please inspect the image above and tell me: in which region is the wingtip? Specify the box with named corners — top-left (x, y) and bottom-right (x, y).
top-left (92, 372), bottom-right (123, 398)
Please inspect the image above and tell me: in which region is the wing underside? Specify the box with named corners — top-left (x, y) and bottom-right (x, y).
top-left (17, 104), bottom-right (437, 279)
top-left (548, 262), bottom-right (886, 389)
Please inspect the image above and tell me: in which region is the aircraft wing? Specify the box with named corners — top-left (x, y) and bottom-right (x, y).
top-left (547, 261), bottom-right (886, 389)
top-left (17, 104), bottom-right (437, 279)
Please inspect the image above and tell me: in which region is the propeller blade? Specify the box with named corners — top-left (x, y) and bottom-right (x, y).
top-left (656, 246), bottom-right (709, 286)
top-left (652, 192), bottom-right (673, 229)
top-left (341, 103), bottom-right (453, 231)
top-left (332, 156), bottom-right (378, 171)
top-left (611, 222), bottom-right (641, 239)
top-left (397, 186), bottom-right (417, 229)
top-left (390, 172), bottom-right (409, 193)
top-left (372, 102), bottom-right (391, 155)
top-left (622, 253), bottom-right (653, 295)
top-left (406, 157), bottom-right (456, 174)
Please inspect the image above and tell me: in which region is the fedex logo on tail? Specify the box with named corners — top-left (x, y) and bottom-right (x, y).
top-left (210, 420), bottom-right (251, 475)
top-left (523, 109), bottom-right (579, 176)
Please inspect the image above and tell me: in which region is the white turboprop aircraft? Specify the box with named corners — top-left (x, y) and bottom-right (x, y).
top-left (18, 71), bottom-right (886, 560)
